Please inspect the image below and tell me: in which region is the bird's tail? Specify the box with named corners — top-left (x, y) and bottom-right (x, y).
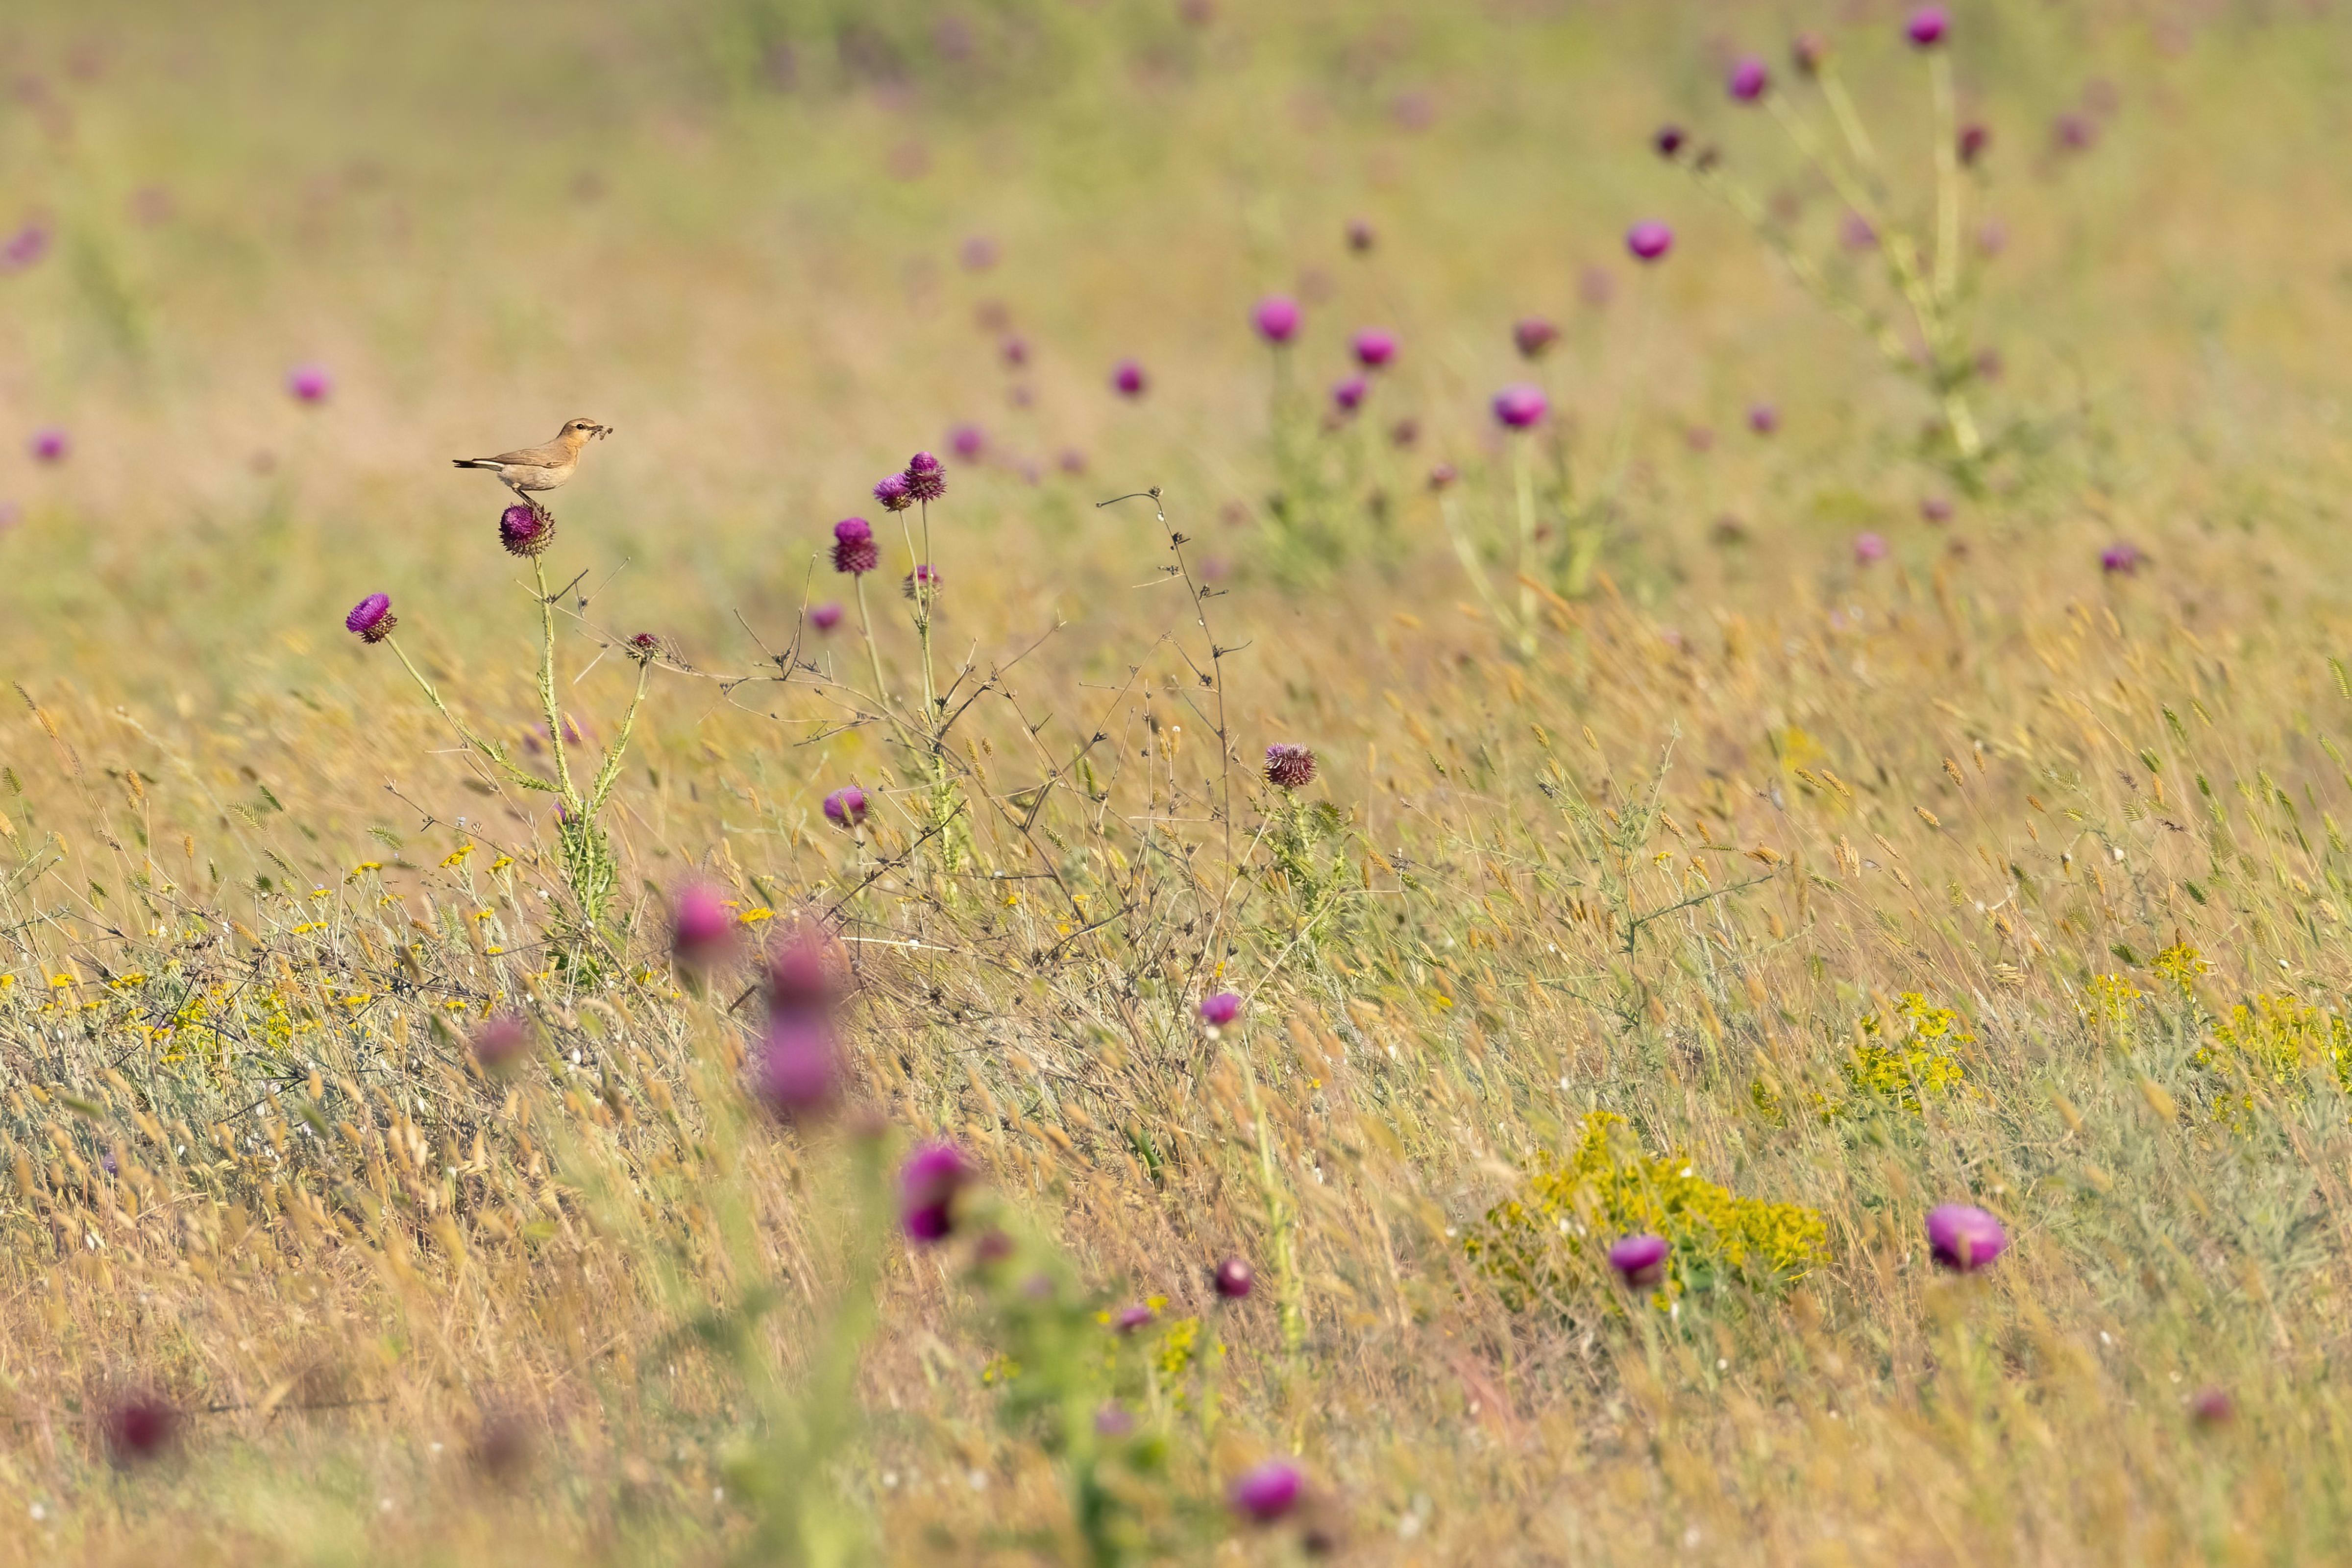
top-left (451, 458), bottom-right (500, 469)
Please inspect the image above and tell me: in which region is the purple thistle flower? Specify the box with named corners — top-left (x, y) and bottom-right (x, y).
top-left (1853, 531), bottom-right (1888, 565)
top-left (1112, 1303), bottom-right (1155, 1334)
top-left (1345, 217), bottom-right (1377, 253)
top-left (949, 424), bottom-right (985, 461)
top-left (499, 503), bottom-right (554, 557)
top-left (809, 601), bottom-right (844, 632)
top-left (1748, 403), bottom-right (1780, 435)
top-left (903, 451), bottom-right (946, 503)
top-left (1926, 1203), bottom-right (2007, 1272)
top-left (1728, 56), bottom-right (1769, 102)
top-left (767, 928), bottom-right (838, 1014)
top-left (102, 1393), bottom-right (179, 1466)
top-left (2190, 1386), bottom-right (2234, 1427)
top-left (903, 563), bottom-right (941, 600)
top-left (1214, 1256), bottom-right (1254, 1299)
top-left (832, 517), bottom-right (879, 575)
top-left (873, 472), bottom-right (913, 512)
top-left (823, 785), bottom-right (868, 829)
top-left (1493, 383), bottom-right (1549, 430)
top-left (1228, 1460), bottom-right (1303, 1523)
top-left (1199, 991), bottom-right (1243, 1027)
top-left (756, 1012), bottom-right (840, 1121)
top-left (1513, 317), bottom-right (1559, 360)
top-left (28, 426), bottom-right (68, 463)
top-left (1654, 124), bottom-right (1686, 159)
top-left (286, 363), bottom-right (332, 404)
top-left (1626, 220), bottom-right (1674, 263)
top-left (1791, 32), bottom-right (1827, 76)
top-left (1001, 335), bottom-right (1029, 367)
top-left (1331, 375), bottom-right (1368, 414)
top-left (1959, 122), bottom-right (1990, 166)
top-left (1252, 294), bottom-right (1300, 344)
top-left (1352, 329), bottom-right (1396, 369)
top-left (670, 883), bottom-right (737, 972)
top-left (901, 1142), bottom-right (974, 1243)
top-left (470, 1013), bottom-right (533, 1073)
top-left (1111, 358), bottom-right (1148, 397)
top-left (1906, 6), bottom-right (1950, 47)
top-left (0, 222), bottom-right (49, 271)
top-left (1608, 1233), bottom-right (1670, 1288)
top-left (1264, 743), bottom-right (1317, 790)
top-left (345, 592), bottom-right (396, 644)
top-left (2101, 541), bottom-right (2143, 575)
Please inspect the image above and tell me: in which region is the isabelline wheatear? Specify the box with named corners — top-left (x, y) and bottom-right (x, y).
top-left (451, 418), bottom-right (612, 516)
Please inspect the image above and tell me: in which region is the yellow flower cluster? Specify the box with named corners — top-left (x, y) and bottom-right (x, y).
top-left (1466, 1112), bottom-right (1826, 1310)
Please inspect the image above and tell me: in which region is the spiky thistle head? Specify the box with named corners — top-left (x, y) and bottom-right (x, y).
top-left (832, 516), bottom-right (879, 574)
top-left (903, 451), bottom-right (946, 503)
top-left (499, 504), bottom-right (554, 557)
top-left (345, 592), bottom-right (395, 644)
top-left (1263, 743), bottom-right (1317, 791)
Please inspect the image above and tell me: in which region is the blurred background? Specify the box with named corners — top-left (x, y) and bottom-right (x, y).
top-left (0, 0), bottom-right (2347, 738)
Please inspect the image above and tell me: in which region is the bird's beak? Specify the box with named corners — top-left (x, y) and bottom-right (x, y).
top-left (596, 424), bottom-right (614, 440)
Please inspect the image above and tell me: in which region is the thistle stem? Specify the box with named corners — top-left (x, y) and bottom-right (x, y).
top-left (531, 557), bottom-right (580, 811)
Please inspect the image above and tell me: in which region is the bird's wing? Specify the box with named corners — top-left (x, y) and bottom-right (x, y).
top-left (488, 441), bottom-right (568, 467)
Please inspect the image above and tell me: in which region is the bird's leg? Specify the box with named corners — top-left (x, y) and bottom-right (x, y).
top-left (504, 480), bottom-right (552, 524)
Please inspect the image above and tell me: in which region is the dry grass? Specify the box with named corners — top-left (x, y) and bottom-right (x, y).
top-left (4, 1), bottom-right (2352, 1563)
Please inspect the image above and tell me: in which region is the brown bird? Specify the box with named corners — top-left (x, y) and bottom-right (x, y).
top-left (451, 418), bottom-right (612, 516)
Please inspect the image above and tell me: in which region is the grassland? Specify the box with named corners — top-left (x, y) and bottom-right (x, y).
top-left (6, 1), bottom-right (2352, 1562)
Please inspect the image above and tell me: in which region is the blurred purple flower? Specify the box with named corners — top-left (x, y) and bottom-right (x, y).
top-left (2055, 113), bottom-right (2096, 152)
top-left (1514, 317), bottom-right (1559, 360)
top-left (959, 236), bottom-right (999, 271)
top-left (102, 1393), bottom-right (178, 1466)
top-left (1728, 56), bottom-right (1769, 102)
top-left (1111, 358), bottom-right (1148, 397)
top-left (1112, 1303), bottom-right (1155, 1334)
top-left (286, 363), bottom-right (331, 404)
top-left (1001, 335), bottom-right (1029, 367)
top-left (1920, 495), bottom-right (1953, 524)
top-left (28, 427), bottom-right (68, 463)
top-left (1853, 532), bottom-right (1888, 565)
top-left (1345, 217), bottom-right (1376, 253)
top-left (1252, 295), bottom-right (1300, 344)
top-left (1841, 212), bottom-right (1879, 251)
top-left (1331, 375), bottom-right (1368, 414)
top-left (670, 883), bottom-right (737, 971)
top-left (948, 424), bottom-right (985, 462)
top-left (1791, 33), bottom-right (1827, 76)
top-left (1748, 403), bottom-right (1780, 435)
top-left (1094, 1403), bottom-right (1135, 1437)
top-left (901, 1142), bottom-right (975, 1243)
top-left (471, 1013), bottom-right (533, 1073)
top-left (1057, 447), bottom-right (1088, 475)
top-left (1214, 1256), bottom-right (1254, 1299)
top-left (1926, 1203), bottom-right (2007, 1271)
top-left (2101, 542), bottom-right (2143, 575)
top-left (1608, 1233), bottom-right (1670, 1287)
top-left (1625, 221), bottom-right (1674, 262)
top-left (824, 784), bottom-right (868, 829)
top-left (1654, 124), bottom-right (1686, 159)
top-left (1427, 462), bottom-right (1458, 490)
top-left (1493, 383), bottom-right (1549, 430)
top-left (1352, 329), bottom-right (1396, 369)
top-left (756, 1012), bottom-right (839, 1121)
top-left (2190, 1386), bottom-right (2234, 1427)
top-left (1229, 1460), bottom-right (1302, 1523)
top-left (1959, 122), bottom-right (1990, 166)
top-left (809, 601), bottom-right (844, 632)
top-left (1906, 6), bottom-right (1950, 47)
top-left (1199, 991), bottom-right (1242, 1027)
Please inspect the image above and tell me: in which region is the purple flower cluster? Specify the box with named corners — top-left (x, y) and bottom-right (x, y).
top-left (832, 516), bottom-right (878, 575)
top-left (670, 883), bottom-right (737, 972)
top-left (1926, 1203), bottom-right (2007, 1272)
top-left (901, 1142), bottom-right (975, 1242)
top-left (755, 925), bottom-right (845, 1122)
top-left (500, 503), bottom-right (554, 558)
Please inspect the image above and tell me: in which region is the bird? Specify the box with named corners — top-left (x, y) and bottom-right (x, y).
top-left (451, 418), bottom-right (612, 516)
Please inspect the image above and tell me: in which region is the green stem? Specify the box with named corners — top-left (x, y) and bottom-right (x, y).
top-left (385, 638), bottom-right (551, 794)
top-left (531, 557), bottom-right (580, 811)
top-left (1511, 437), bottom-right (1538, 660)
top-left (1235, 1042), bottom-right (1304, 1356)
top-left (1929, 51), bottom-right (1960, 305)
top-left (587, 657), bottom-right (654, 814)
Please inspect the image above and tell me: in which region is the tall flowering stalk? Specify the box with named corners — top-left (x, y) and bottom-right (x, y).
top-left (345, 507), bottom-right (658, 928)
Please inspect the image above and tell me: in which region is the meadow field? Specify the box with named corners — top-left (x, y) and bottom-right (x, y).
top-left (5, 0), bottom-right (2352, 1561)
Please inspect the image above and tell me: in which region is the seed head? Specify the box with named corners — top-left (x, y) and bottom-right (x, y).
top-left (872, 472), bottom-right (913, 512)
top-left (1493, 383), bottom-right (1549, 430)
top-left (1727, 55), bottom-right (1769, 102)
top-left (903, 451), bottom-right (947, 503)
top-left (903, 564), bottom-right (941, 600)
top-left (669, 883), bottom-right (737, 972)
top-left (1264, 743), bottom-right (1317, 790)
top-left (1199, 991), bottom-right (1243, 1027)
top-left (29, 426), bottom-right (68, 463)
top-left (1925, 1203), bottom-right (2008, 1271)
top-left (1228, 1460), bottom-right (1303, 1523)
top-left (1351, 329), bottom-right (1396, 369)
top-left (1853, 531), bottom-right (1888, 565)
top-left (1607, 1232), bottom-right (1670, 1288)
top-left (1748, 403), bottom-right (1780, 435)
top-left (832, 516), bottom-right (879, 575)
top-left (1654, 124), bottom-right (1686, 159)
top-left (287, 363), bottom-right (332, 404)
top-left (823, 785), bottom-right (868, 829)
top-left (901, 1142), bottom-right (975, 1243)
top-left (1252, 294), bottom-right (1301, 344)
top-left (625, 631), bottom-right (665, 664)
top-left (1213, 1256), bottom-right (1254, 1299)
top-left (1906, 6), bottom-right (1950, 47)
top-left (809, 601), bottom-right (844, 632)
top-left (2101, 541), bottom-right (2143, 575)
top-left (1331, 375), bottom-right (1368, 414)
top-left (1626, 220), bottom-right (1674, 262)
top-left (102, 1393), bottom-right (178, 1466)
top-left (1111, 358), bottom-right (1148, 397)
top-left (345, 592), bottom-right (395, 643)
top-left (499, 503), bottom-right (554, 557)
top-left (1513, 317), bottom-right (1559, 360)
top-left (470, 1012), bottom-right (533, 1074)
